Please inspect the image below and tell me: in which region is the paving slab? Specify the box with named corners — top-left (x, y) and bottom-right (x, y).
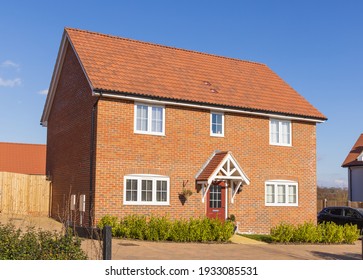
top-left (82, 237), bottom-right (362, 260)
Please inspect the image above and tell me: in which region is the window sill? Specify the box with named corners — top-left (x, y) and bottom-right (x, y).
top-left (210, 133), bottom-right (224, 138)
top-left (134, 130), bottom-right (165, 137)
top-left (265, 203), bottom-right (298, 207)
top-left (269, 142), bottom-right (292, 147)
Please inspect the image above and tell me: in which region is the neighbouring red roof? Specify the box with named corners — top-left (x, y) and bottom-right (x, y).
top-left (63, 28), bottom-right (326, 121)
top-left (342, 134), bottom-right (363, 167)
top-left (0, 142), bottom-right (46, 175)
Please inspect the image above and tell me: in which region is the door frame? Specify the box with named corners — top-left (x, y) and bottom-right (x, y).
top-left (205, 181), bottom-right (228, 221)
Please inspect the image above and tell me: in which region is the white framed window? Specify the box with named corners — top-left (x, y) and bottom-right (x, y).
top-left (134, 103), bottom-right (165, 135)
top-left (124, 175), bottom-right (170, 205)
top-left (210, 111), bottom-right (224, 137)
top-left (270, 119), bottom-right (291, 146)
top-left (265, 180), bottom-right (298, 206)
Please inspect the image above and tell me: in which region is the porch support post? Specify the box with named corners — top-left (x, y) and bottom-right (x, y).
top-left (231, 181), bottom-right (242, 203)
top-left (225, 181), bottom-right (228, 219)
top-left (202, 182), bottom-right (212, 203)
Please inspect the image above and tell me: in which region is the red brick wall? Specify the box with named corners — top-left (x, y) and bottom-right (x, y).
top-left (94, 99), bottom-right (317, 233)
top-left (46, 42), bottom-right (97, 226)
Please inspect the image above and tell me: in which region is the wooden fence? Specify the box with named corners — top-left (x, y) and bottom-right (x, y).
top-left (0, 172), bottom-right (51, 216)
top-left (317, 199), bottom-right (363, 213)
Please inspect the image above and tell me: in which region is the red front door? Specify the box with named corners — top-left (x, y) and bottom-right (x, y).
top-left (206, 182), bottom-right (226, 221)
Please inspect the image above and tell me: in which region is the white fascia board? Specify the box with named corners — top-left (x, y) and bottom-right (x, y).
top-left (207, 153), bottom-right (250, 185)
top-left (40, 32), bottom-right (68, 127)
top-left (93, 91), bottom-right (326, 123)
top-left (228, 153), bottom-right (251, 185)
top-left (207, 153), bottom-right (229, 185)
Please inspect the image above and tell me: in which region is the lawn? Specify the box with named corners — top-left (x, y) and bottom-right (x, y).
top-left (238, 234), bottom-right (273, 243)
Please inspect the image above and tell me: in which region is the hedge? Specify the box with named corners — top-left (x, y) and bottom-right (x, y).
top-left (98, 215), bottom-right (235, 242)
top-left (270, 221), bottom-right (360, 244)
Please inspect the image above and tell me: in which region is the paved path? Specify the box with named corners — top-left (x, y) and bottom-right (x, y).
top-left (82, 236), bottom-right (363, 260)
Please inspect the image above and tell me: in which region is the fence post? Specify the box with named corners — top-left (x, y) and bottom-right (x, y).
top-left (103, 226), bottom-right (112, 260)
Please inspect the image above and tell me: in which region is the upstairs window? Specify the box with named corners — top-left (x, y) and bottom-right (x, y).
top-left (270, 119), bottom-right (291, 146)
top-left (135, 103), bottom-right (165, 135)
top-left (210, 112), bottom-right (224, 137)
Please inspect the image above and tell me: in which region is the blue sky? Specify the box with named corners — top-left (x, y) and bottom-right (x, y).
top-left (0, 0), bottom-right (362, 188)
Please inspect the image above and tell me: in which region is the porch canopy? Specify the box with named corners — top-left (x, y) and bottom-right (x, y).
top-left (195, 151), bottom-right (250, 203)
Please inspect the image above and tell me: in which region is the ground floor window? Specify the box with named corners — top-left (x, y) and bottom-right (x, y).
top-left (124, 175), bottom-right (170, 205)
top-left (265, 180), bottom-right (298, 206)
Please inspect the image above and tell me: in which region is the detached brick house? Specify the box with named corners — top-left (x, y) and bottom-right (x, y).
top-left (41, 28), bottom-right (326, 233)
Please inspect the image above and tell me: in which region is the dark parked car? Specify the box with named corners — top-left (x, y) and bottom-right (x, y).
top-left (318, 206), bottom-right (363, 234)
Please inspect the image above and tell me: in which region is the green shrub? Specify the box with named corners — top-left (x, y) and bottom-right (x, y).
top-left (342, 224), bottom-right (360, 244)
top-left (187, 218), bottom-right (202, 242)
top-left (98, 215), bottom-right (234, 242)
top-left (209, 218), bottom-right (222, 241)
top-left (123, 215), bottom-right (148, 240)
top-left (145, 216), bottom-right (172, 241)
top-left (198, 218), bottom-right (212, 242)
top-left (270, 222), bottom-right (295, 243)
top-left (145, 216), bottom-right (160, 241)
top-left (98, 215), bottom-right (119, 236)
top-left (158, 216), bottom-right (172, 241)
top-left (0, 223), bottom-right (87, 260)
top-left (169, 219), bottom-right (189, 242)
top-left (270, 221), bottom-right (360, 244)
top-left (293, 222), bottom-right (320, 243)
top-left (319, 222), bottom-right (344, 243)
top-left (0, 223), bottom-right (22, 260)
top-left (221, 220), bottom-right (236, 241)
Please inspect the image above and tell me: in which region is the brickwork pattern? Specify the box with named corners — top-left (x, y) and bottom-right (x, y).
top-left (46, 43), bottom-right (97, 225)
top-left (94, 100), bottom-right (317, 234)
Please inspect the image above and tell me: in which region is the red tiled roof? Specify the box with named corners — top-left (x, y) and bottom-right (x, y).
top-left (342, 134), bottom-right (363, 167)
top-left (0, 142), bottom-right (46, 175)
top-left (64, 28), bottom-right (326, 121)
top-left (196, 151), bottom-right (228, 181)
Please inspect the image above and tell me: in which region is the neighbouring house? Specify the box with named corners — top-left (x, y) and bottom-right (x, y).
top-left (40, 28), bottom-right (327, 233)
top-left (342, 134), bottom-right (363, 202)
top-left (0, 142), bottom-right (46, 175)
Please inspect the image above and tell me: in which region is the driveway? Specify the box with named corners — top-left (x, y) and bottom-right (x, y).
top-left (82, 236), bottom-right (363, 260)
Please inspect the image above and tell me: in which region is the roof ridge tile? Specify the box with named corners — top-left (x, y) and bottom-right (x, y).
top-left (65, 27), bottom-right (266, 67)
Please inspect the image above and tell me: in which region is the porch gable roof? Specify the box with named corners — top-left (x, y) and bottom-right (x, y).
top-left (196, 151), bottom-right (250, 185)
